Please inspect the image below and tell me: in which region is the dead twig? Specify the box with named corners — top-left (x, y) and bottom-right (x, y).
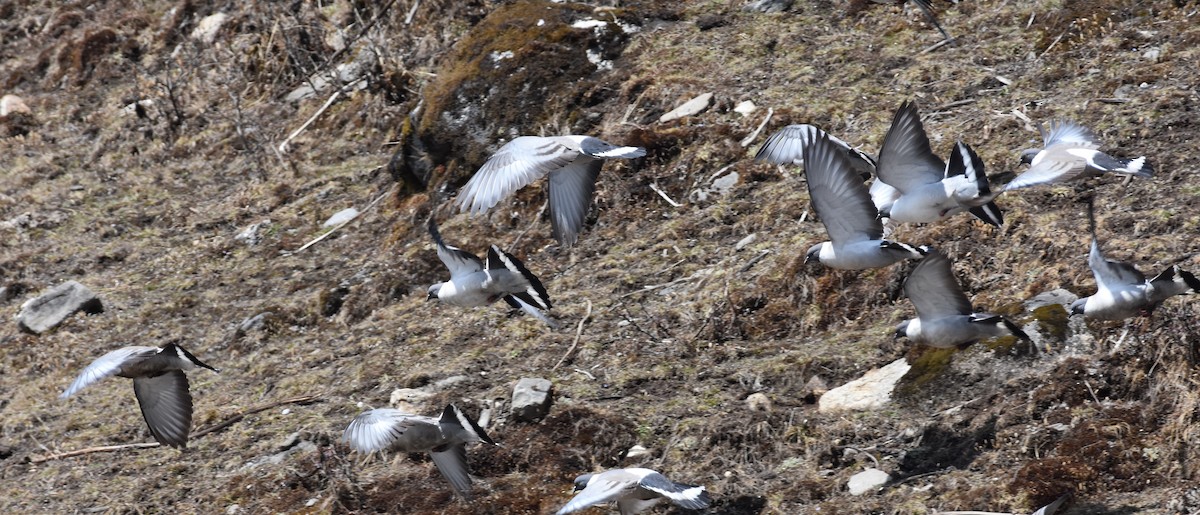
top-left (192, 394), bottom-right (321, 439)
top-left (649, 182), bottom-right (683, 207)
top-left (279, 83), bottom-right (357, 154)
top-left (289, 182), bottom-right (392, 254)
top-left (30, 443), bottom-right (161, 463)
top-left (739, 107), bottom-right (773, 147)
top-left (553, 299), bottom-right (592, 371)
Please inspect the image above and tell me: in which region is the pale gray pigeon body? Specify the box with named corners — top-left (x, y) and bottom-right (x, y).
top-left (801, 131), bottom-right (927, 269)
top-left (455, 135), bottom-right (645, 246)
top-left (556, 467), bottom-right (711, 515)
top-left (1009, 120), bottom-right (1153, 190)
top-left (876, 101), bottom-right (1002, 227)
top-left (60, 343), bottom-right (218, 448)
top-left (896, 249), bottom-right (1028, 348)
top-left (427, 218), bottom-right (556, 327)
top-left (343, 404), bottom-right (497, 499)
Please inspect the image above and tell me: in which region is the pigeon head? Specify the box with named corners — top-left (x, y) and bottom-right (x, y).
top-left (164, 343), bottom-right (219, 372)
top-left (571, 473), bottom-right (594, 492)
top-left (1019, 148), bottom-right (1040, 165)
top-left (427, 284), bottom-right (442, 301)
top-left (1068, 298), bottom-right (1086, 316)
top-left (893, 320), bottom-right (910, 340)
top-left (804, 243), bottom-right (824, 265)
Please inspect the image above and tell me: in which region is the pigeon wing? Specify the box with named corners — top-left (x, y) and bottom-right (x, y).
top-left (1088, 239), bottom-right (1146, 294)
top-left (556, 476), bottom-right (633, 515)
top-left (457, 136), bottom-right (579, 215)
top-left (428, 218), bottom-right (483, 279)
top-left (803, 133), bottom-right (884, 244)
top-left (756, 124), bottom-right (877, 178)
top-left (1043, 120), bottom-right (1100, 148)
top-left (637, 472), bottom-right (711, 510)
top-left (877, 101), bottom-right (946, 193)
top-left (904, 249), bottom-right (973, 318)
top-left (61, 346), bottom-right (159, 398)
top-left (343, 409), bottom-right (413, 453)
top-left (486, 246), bottom-right (551, 310)
top-left (575, 136), bottom-right (646, 159)
top-left (132, 370), bottom-right (194, 448)
top-left (430, 443), bottom-right (474, 499)
top-left (546, 158), bottom-right (604, 246)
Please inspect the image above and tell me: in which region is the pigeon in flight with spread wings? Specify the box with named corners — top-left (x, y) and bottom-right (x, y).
top-left (427, 218), bottom-right (557, 327)
top-left (455, 135), bottom-right (645, 246)
top-left (895, 248), bottom-right (1029, 348)
top-left (1008, 120), bottom-right (1153, 191)
top-left (60, 343), bottom-right (218, 448)
top-left (800, 131), bottom-right (928, 269)
top-left (1069, 201), bottom-right (1198, 320)
top-left (875, 101), bottom-right (1003, 227)
top-left (556, 468), bottom-right (711, 515)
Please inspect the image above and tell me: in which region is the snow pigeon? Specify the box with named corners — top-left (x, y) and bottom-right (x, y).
top-left (801, 131), bottom-right (928, 269)
top-left (1070, 201), bottom-right (1198, 320)
top-left (876, 101), bottom-right (1003, 227)
top-left (1008, 120), bottom-right (1153, 190)
top-left (60, 343), bottom-right (218, 448)
top-left (556, 468), bottom-right (711, 515)
top-left (455, 135), bottom-right (646, 246)
top-left (344, 404), bottom-right (498, 499)
top-left (427, 218), bottom-right (556, 327)
top-left (896, 248), bottom-right (1029, 348)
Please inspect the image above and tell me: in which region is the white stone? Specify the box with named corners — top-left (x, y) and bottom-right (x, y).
top-left (235, 220), bottom-right (271, 246)
top-left (733, 100), bottom-right (757, 117)
top-left (659, 93), bottom-right (713, 123)
top-left (735, 233), bottom-right (757, 250)
top-left (322, 208), bottom-right (359, 228)
top-left (512, 377), bottom-right (553, 422)
top-left (745, 392), bottom-right (771, 412)
top-left (626, 445), bottom-right (652, 458)
top-left (817, 358), bottom-right (910, 412)
top-left (191, 13), bottom-right (229, 44)
top-left (847, 468), bottom-right (890, 495)
top-left (1, 95), bottom-right (31, 117)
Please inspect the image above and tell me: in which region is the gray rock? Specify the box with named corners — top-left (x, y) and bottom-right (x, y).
top-left (1025, 288), bottom-right (1078, 310)
top-left (234, 220), bottom-right (271, 246)
top-left (658, 93), bottom-right (713, 123)
top-left (847, 468), bottom-right (890, 495)
top-left (818, 358), bottom-right (910, 412)
top-left (237, 312), bottom-right (271, 335)
top-left (512, 377), bottom-right (553, 422)
top-left (744, 0), bottom-right (793, 13)
top-left (16, 281), bottom-right (104, 334)
top-left (745, 392), bottom-right (772, 412)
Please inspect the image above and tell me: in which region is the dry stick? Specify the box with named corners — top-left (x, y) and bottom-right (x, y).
top-left (278, 84), bottom-right (351, 154)
top-left (30, 443), bottom-right (161, 463)
top-left (552, 299), bottom-right (593, 371)
top-left (404, 0), bottom-right (420, 24)
top-left (192, 394), bottom-right (321, 440)
top-left (649, 182), bottom-right (683, 207)
top-left (1039, 22), bottom-right (1072, 59)
top-left (30, 395), bottom-right (321, 463)
top-left (739, 107), bottom-right (773, 147)
top-left (290, 182), bottom-right (392, 254)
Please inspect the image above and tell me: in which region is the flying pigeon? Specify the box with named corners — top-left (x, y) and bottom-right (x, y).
top-left (1070, 202), bottom-right (1198, 320)
top-left (801, 131), bottom-right (928, 269)
top-left (1008, 120), bottom-right (1153, 191)
top-left (896, 248), bottom-right (1029, 348)
top-left (876, 101), bottom-right (1003, 227)
top-left (60, 343), bottom-right (218, 448)
top-left (344, 404), bottom-right (498, 499)
top-left (455, 135), bottom-right (646, 246)
top-left (755, 123), bottom-right (878, 180)
top-left (556, 468), bottom-right (711, 515)
top-left (427, 218), bottom-right (556, 327)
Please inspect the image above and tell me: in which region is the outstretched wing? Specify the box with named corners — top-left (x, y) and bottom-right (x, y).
top-left (428, 218), bottom-right (483, 279)
top-left (877, 101), bottom-right (946, 193)
top-left (803, 133), bottom-right (884, 244)
top-left (61, 346), bottom-right (158, 398)
top-left (132, 370), bottom-right (194, 448)
top-left (638, 472), bottom-right (711, 510)
top-left (904, 249), bottom-right (973, 318)
top-left (343, 409), bottom-right (416, 453)
top-left (456, 136), bottom-right (579, 215)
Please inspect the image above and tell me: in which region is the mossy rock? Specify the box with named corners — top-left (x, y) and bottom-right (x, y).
top-left (895, 346), bottom-right (957, 396)
top-left (1031, 303), bottom-right (1070, 342)
top-left (417, 1), bottom-right (637, 182)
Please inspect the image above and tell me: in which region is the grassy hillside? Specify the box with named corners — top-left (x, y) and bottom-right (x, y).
top-left (2, 0), bottom-right (1198, 513)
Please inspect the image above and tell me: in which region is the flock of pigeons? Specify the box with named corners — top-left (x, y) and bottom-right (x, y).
top-left (55, 94), bottom-right (1196, 512)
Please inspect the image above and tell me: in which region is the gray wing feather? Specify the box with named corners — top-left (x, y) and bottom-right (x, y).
top-left (61, 346), bottom-right (158, 398)
top-left (132, 370), bottom-right (194, 448)
top-left (638, 472), bottom-right (711, 509)
top-left (556, 477), bottom-right (632, 515)
top-left (756, 124), bottom-right (877, 178)
top-left (1006, 147), bottom-right (1089, 190)
top-left (1043, 120), bottom-right (1099, 148)
top-left (343, 409), bottom-right (413, 453)
top-left (547, 158), bottom-right (603, 246)
top-left (877, 101), bottom-right (946, 192)
top-left (804, 133), bottom-right (884, 244)
top-left (430, 444), bottom-right (474, 498)
top-left (576, 136), bottom-right (646, 159)
top-left (1089, 239), bottom-right (1145, 292)
top-left (428, 219), bottom-right (484, 279)
top-left (457, 136), bottom-right (578, 215)
top-left (904, 249), bottom-right (973, 318)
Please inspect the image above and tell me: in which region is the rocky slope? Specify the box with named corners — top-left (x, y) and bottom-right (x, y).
top-left (2, 0), bottom-right (1199, 513)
